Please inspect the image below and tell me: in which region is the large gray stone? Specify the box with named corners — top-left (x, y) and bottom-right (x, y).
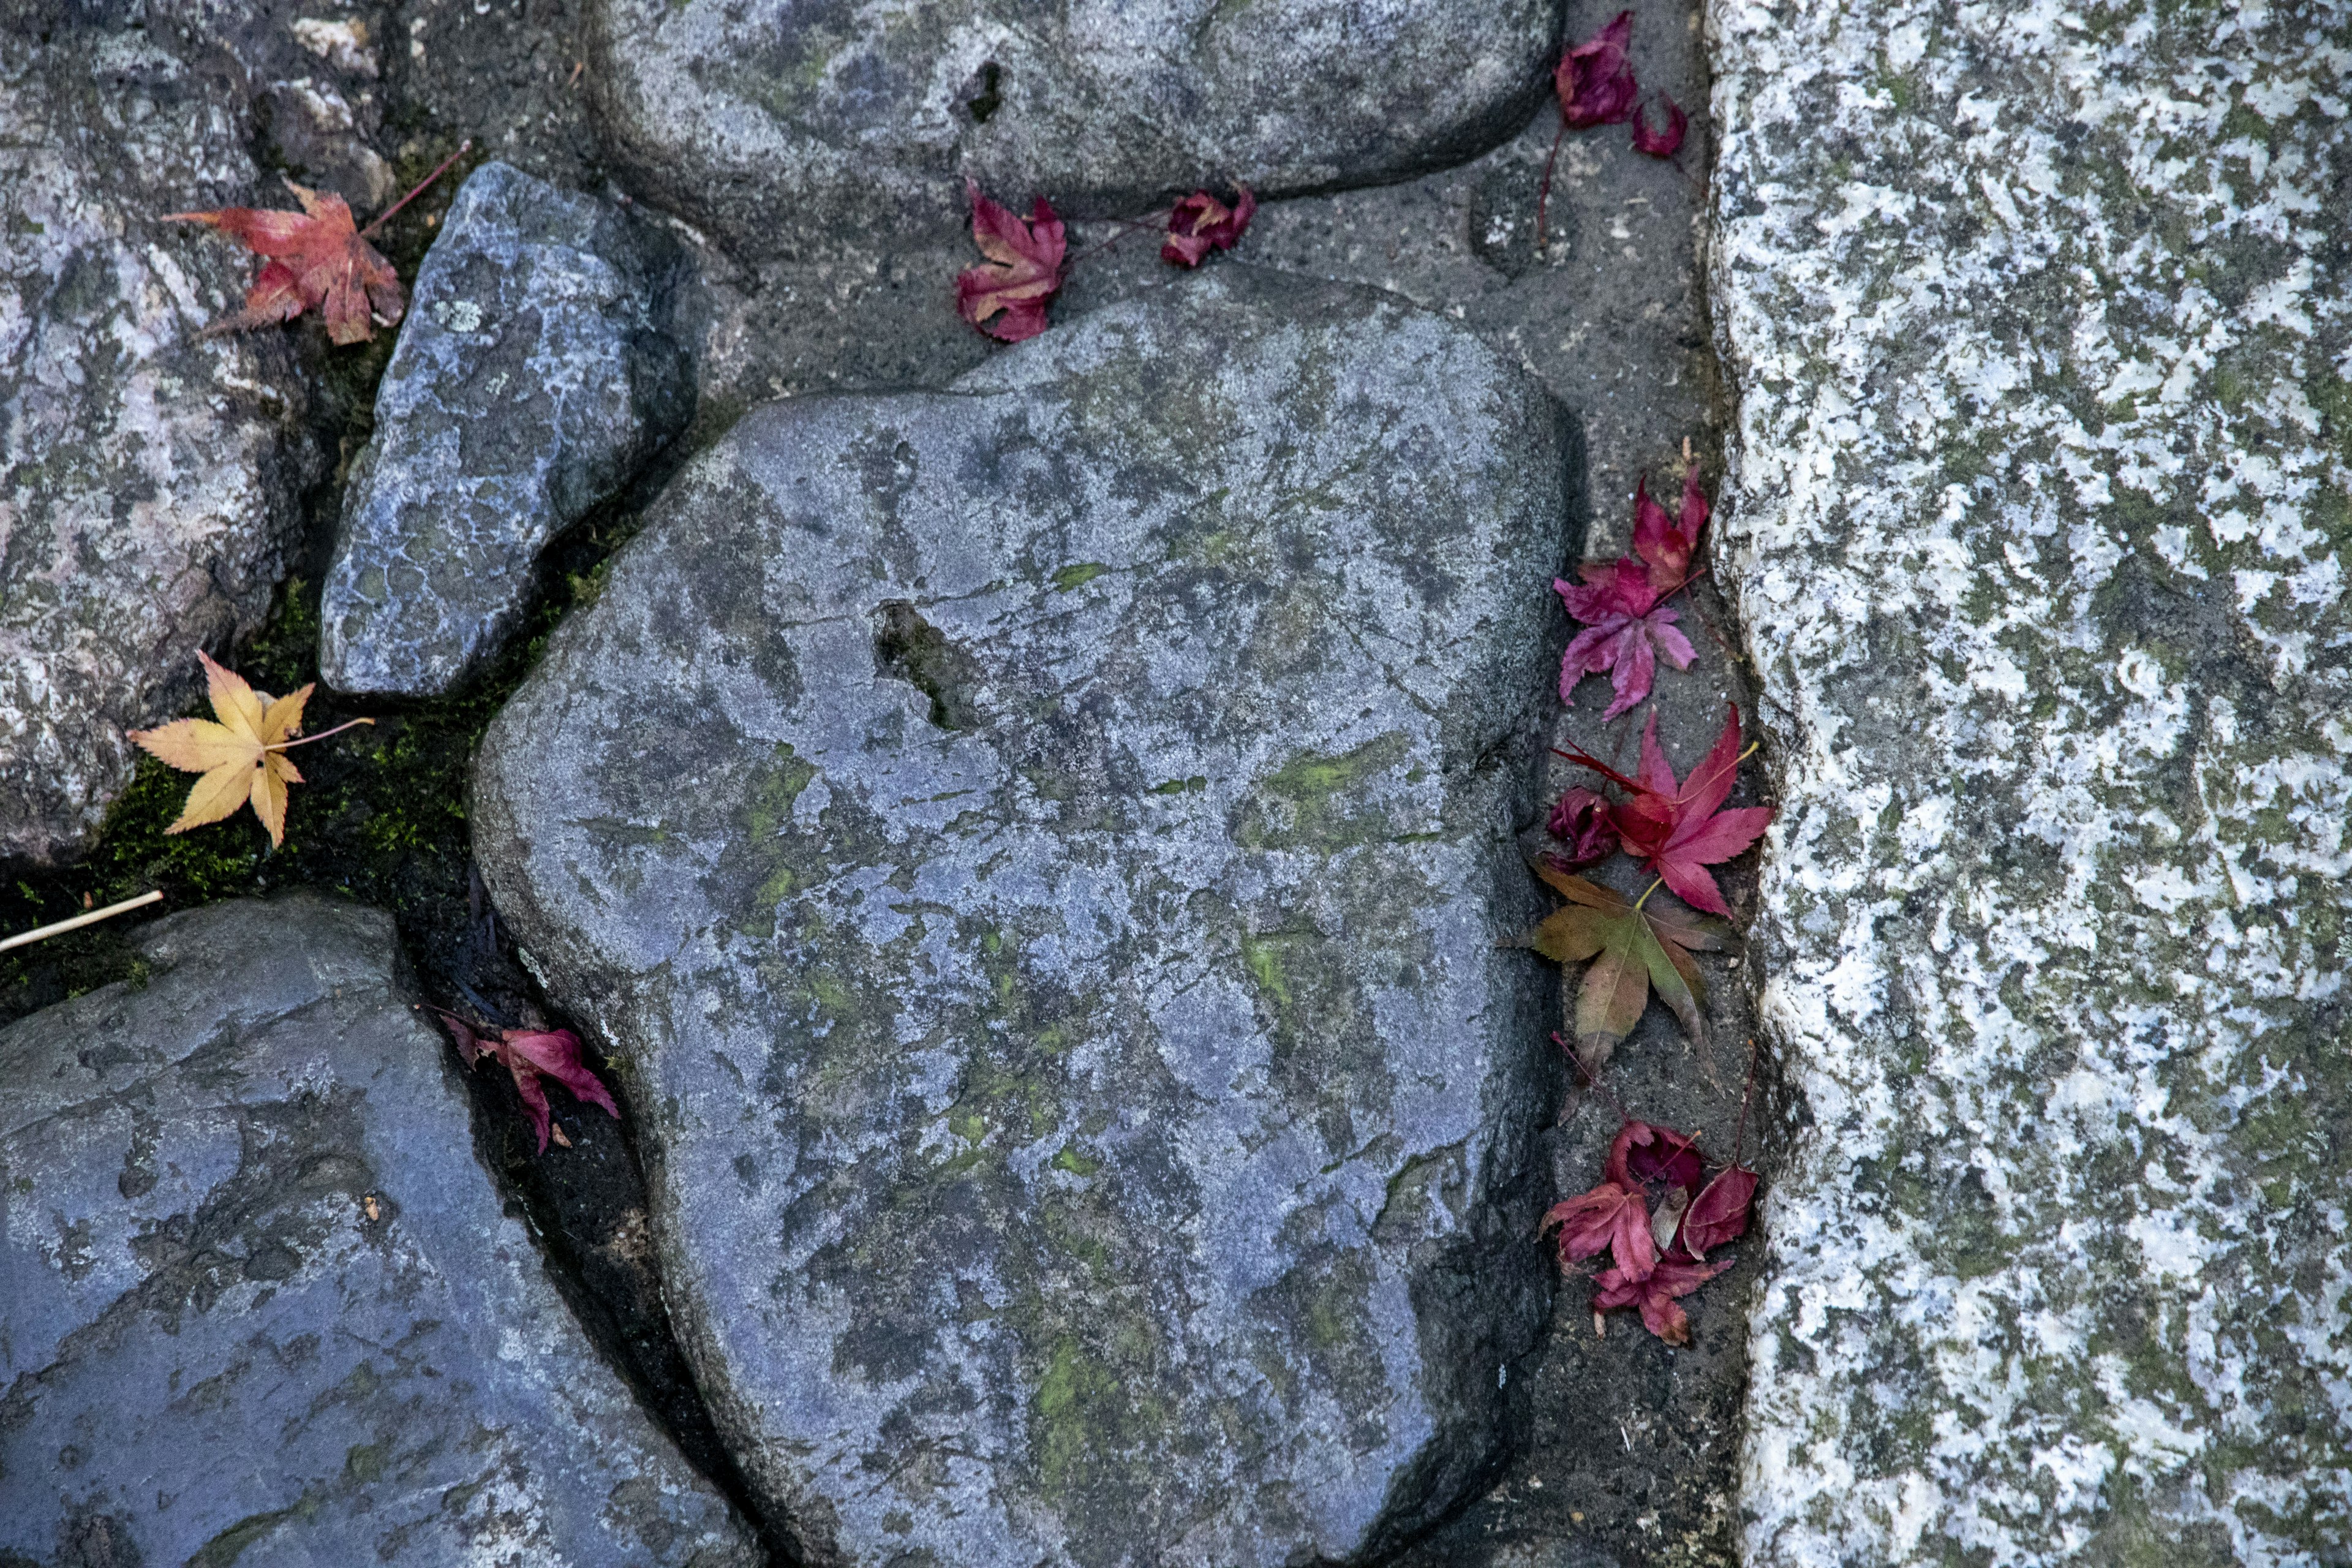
top-left (473, 270), bottom-right (1570, 1566)
top-left (0, 894), bottom-right (761, 1567)
top-left (586, 0), bottom-right (1562, 258)
top-left (320, 160), bottom-right (690, 696)
top-left (0, 18), bottom-right (322, 865)
top-left (1709, 0), bottom-right (2352, 1560)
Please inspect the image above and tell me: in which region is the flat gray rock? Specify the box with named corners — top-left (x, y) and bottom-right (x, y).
top-left (586, 0), bottom-right (1559, 257)
top-left (0, 894), bottom-right (761, 1567)
top-left (473, 270), bottom-right (1569, 1566)
top-left (321, 160), bottom-right (689, 696)
top-left (0, 20), bottom-right (321, 865)
top-left (1710, 1), bottom-right (2352, 1559)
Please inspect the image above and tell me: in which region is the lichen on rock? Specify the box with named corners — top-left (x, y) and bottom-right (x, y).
top-left (472, 270), bottom-right (1572, 1566)
top-left (1709, 1), bottom-right (2352, 1559)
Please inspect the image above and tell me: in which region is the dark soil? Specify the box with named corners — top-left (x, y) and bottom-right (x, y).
top-left (1, 1), bottom-right (1784, 1564)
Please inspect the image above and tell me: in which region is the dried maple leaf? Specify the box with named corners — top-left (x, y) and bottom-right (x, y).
top-left (167, 141), bottom-right (468, 345)
top-left (1163, 184), bottom-right (1255, 268)
top-left (1594, 1255), bottom-right (1728, 1344)
top-left (1542, 1174), bottom-right (1656, 1281)
top-left (1523, 861), bottom-right (1736, 1068)
top-left (434, 1010), bottom-right (620, 1153)
top-left (1547, 786), bottom-right (1619, 867)
top-left (1630, 96), bottom-right (1688, 157)
top-left (1611, 1118), bottom-right (1705, 1193)
top-left (1561, 706), bottom-right (1774, 919)
top-left (1554, 559), bottom-right (1695, 719)
top-left (1555, 11), bottom-right (1638, 129)
top-left (128, 652), bottom-right (371, 847)
top-left (1681, 1164), bottom-right (1758, 1257)
top-left (1631, 468), bottom-right (1709, 593)
top-left (956, 179), bottom-right (1067, 342)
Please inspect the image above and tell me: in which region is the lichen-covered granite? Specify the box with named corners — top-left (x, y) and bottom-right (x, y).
top-left (0, 18), bottom-right (320, 865)
top-left (586, 0), bottom-right (1559, 257)
top-left (1708, 1), bottom-right (2352, 1561)
top-left (0, 895), bottom-right (759, 1567)
top-left (473, 270), bottom-right (1569, 1566)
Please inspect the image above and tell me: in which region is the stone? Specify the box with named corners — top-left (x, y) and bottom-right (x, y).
top-left (1709, 1), bottom-right (2352, 1560)
top-left (585, 0), bottom-right (1561, 258)
top-left (473, 270), bottom-right (1570, 1566)
top-left (0, 894), bottom-right (762, 1567)
top-left (320, 161), bottom-right (690, 696)
top-left (0, 17), bottom-right (322, 865)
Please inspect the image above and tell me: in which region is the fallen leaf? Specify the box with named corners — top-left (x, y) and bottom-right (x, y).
top-left (1547, 785), bottom-right (1619, 867)
top-left (1681, 1164), bottom-right (1758, 1257)
top-left (1611, 1118), bottom-right (1705, 1193)
top-left (1555, 11), bottom-right (1638, 129)
top-left (1630, 96), bottom-right (1687, 157)
top-left (1631, 468), bottom-right (1709, 593)
top-left (1522, 861), bottom-right (1737, 1067)
top-left (956, 179), bottom-right (1066, 342)
top-left (1593, 1255), bottom-right (1729, 1344)
top-left (1163, 184), bottom-right (1254, 267)
top-left (1554, 559), bottom-right (1696, 719)
top-left (434, 1010), bottom-right (620, 1153)
top-left (1542, 1175), bottom-right (1656, 1282)
top-left (167, 145), bottom-right (467, 344)
top-left (1558, 706), bottom-right (1773, 919)
top-left (129, 652), bottom-right (371, 847)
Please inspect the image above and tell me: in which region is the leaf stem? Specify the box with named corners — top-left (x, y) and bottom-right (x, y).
top-left (1534, 115), bottom-right (1568, 254)
top-left (361, 138), bottom-right (475, 239)
top-left (268, 717), bottom-right (377, 750)
top-left (1629, 876), bottom-right (1664, 913)
top-left (1730, 1035), bottom-right (1758, 1166)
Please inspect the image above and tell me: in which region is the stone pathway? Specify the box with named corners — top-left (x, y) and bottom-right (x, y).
top-left (1711, 1), bottom-right (2352, 1559)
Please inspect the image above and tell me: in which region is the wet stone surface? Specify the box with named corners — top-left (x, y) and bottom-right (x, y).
top-left (1711, 1), bottom-right (2352, 1560)
top-left (0, 14), bottom-right (322, 865)
top-left (473, 271), bottom-right (1570, 1567)
top-left (586, 0), bottom-right (1560, 257)
top-left (0, 895), bottom-right (760, 1567)
top-left (321, 160), bottom-right (690, 696)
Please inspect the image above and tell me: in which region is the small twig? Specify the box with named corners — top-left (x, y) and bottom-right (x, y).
top-left (1730, 1036), bottom-right (1759, 1166)
top-left (1534, 116), bottom-right (1569, 254)
top-left (0, 890), bottom-right (163, 953)
top-left (360, 139), bottom-right (475, 239)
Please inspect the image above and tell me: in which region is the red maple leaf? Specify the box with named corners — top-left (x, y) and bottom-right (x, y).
top-left (1546, 785), bottom-right (1619, 867)
top-left (1555, 11), bottom-right (1638, 129)
top-left (1163, 184), bottom-right (1254, 268)
top-left (1631, 468), bottom-right (1709, 592)
top-left (1542, 1175), bottom-right (1656, 1282)
top-left (1555, 559), bottom-right (1695, 719)
top-left (1681, 1164), bottom-right (1758, 1257)
top-left (1559, 705), bottom-right (1773, 918)
top-left (167, 142), bottom-right (468, 345)
top-left (1630, 96), bottom-right (1688, 157)
top-left (435, 1010), bottom-right (620, 1153)
top-left (1611, 1118), bottom-right (1704, 1193)
top-left (1594, 1255), bottom-right (1729, 1344)
top-left (956, 180), bottom-right (1066, 343)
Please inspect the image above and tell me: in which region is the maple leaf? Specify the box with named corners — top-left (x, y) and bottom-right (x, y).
top-left (1546, 786), bottom-right (1619, 867)
top-left (1610, 1118), bottom-right (1705, 1193)
top-left (434, 1010), bottom-right (620, 1153)
top-left (1554, 559), bottom-right (1695, 720)
top-left (956, 179), bottom-right (1067, 342)
top-left (1555, 11), bottom-right (1639, 129)
top-left (128, 652), bottom-right (371, 847)
top-left (167, 142), bottom-right (468, 345)
top-left (1560, 706), bottom-right (1773, 919)
top-left (1594, 1255), bottom-right (1728, 1344)
top-left (1542, 1174), bottom-right (1656, 1282)
top-left (1523, 861), bottom-right (1736, 1068)
top-left (1631, 468), bottom-right (1709, 593)
top-left (1681, 1164), bottom-right (1758, 1257)
top-left (1630, 96), bottom-right (1688, 157)
top-left (1163, 184), bottom-right (1255, 268)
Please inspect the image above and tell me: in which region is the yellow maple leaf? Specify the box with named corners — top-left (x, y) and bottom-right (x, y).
top-left (129, 652), bottom-right (370, 846)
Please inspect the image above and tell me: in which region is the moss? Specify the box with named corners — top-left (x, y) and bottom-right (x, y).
top-left (1232, 731), bottom-right (1411, 851)
top-left (1050, 562), bottom-right (1109, 592)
